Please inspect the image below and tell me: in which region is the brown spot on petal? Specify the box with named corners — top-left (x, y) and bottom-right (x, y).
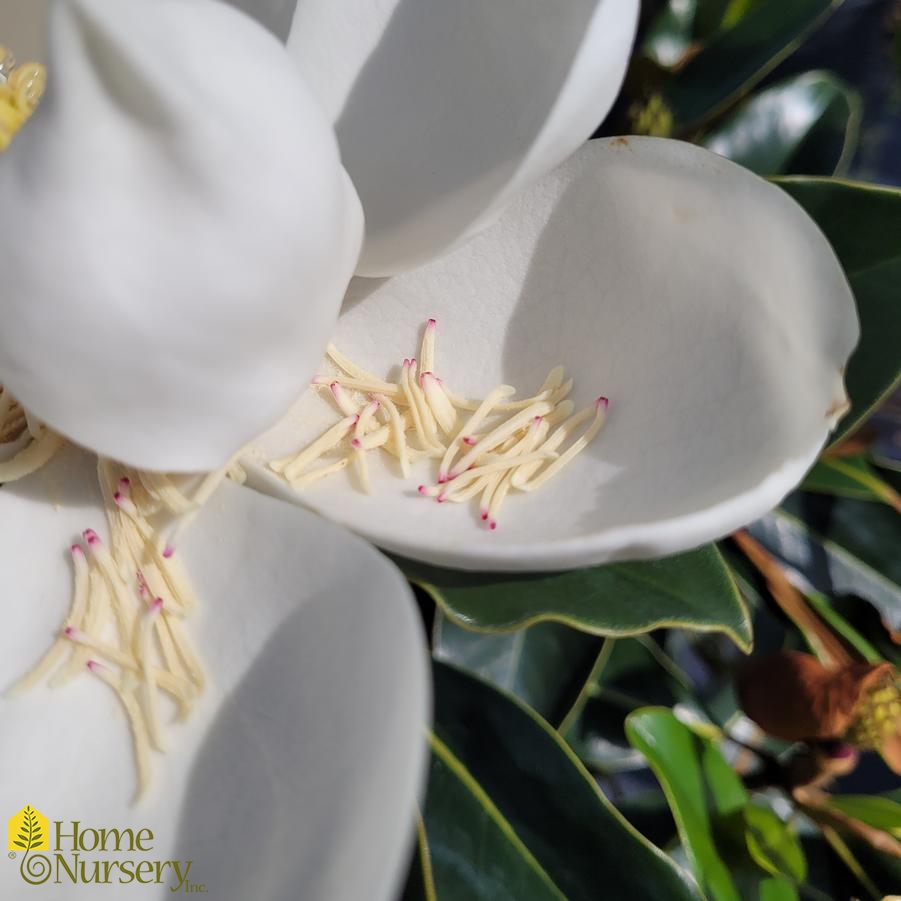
top-left (825, 396), bottom-right (851, 420)
top-left (610, 137), bottom-right (630, 148)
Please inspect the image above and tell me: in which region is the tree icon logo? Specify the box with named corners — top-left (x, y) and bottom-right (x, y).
top-left (8, 806), bottom-right (48, 852)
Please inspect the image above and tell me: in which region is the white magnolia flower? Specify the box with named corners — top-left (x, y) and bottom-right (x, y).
top-left (0, 0), bottom-right (859, 899)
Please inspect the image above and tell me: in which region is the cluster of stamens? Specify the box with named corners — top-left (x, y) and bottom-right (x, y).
top-left (270, 319), bottom-right (609, 530)
top-left (8, 462), bottom-right (238, 800)
top-left (2, 381), bottom-right (239, 801)
top-left (0, 385), bottom-right (65, 481)
top-left (845, 672), bottom-right (901, 751)
top-left (0, 44), bottom-right (46, 151)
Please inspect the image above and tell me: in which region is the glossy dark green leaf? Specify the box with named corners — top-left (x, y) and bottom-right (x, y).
top-left (426, 662), bottom-right (700, 900)
top-left (432, 613), bottom-right (602, 727)
top-left (775, 178), bottom-right (901, 444)
top-left (625, 708), bottom-right (745, 901)
top-left (748, 492), bottom-right (901, 631)
top-left (401, 814), bottom-right (438, 901)
top-left (424, 736), bottom-right (565, 901)
top-left (826, 795), bottom-right (901, 837)
top-left (702, 71), bottom-right (860, 175)
top-left (664, 0), bottom-right (842, 128)
top-left (397, 545), bottom-right (751, 651)
top-left (564, 638), bottom-right (691, 773)
top-left (802, 454), bottom-right (901, 506)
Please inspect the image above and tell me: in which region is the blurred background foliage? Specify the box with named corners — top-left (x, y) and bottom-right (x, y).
top-left (402, 1), bottom-right (901, 898)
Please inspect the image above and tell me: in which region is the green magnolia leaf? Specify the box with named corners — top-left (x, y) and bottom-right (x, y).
top-left (802, 454), bottom-right (901, 506)
top-left (643, 0), bottom-right (699, 68)
top-left (748, 492), bottom-right (901, 632)
top-left (664, 0), bottom-right (842, 128)
top-left (625, 708), bottom-right (745, 901)
top-left (744, 803), bottom-right (807, 883)
top-left (432, 613), bottom-right (603, 727)
top-left (626, 708), bottom-right (806, 900)
top-left (400, 814), bottom-right (438, 901)
top-left (775, 178), bottom-right (901, 444)
top-left (564, 637), bottom-right (691, 774)
top-left (425, 662), bottom-right (700, 900)
top-left (702, 71), bottom-right (860, 176)
top-left (826, 795), bottom-right (901, 837)
top-left (398, 545), bottom-right (751, 651)
top-left (758, 877), bottom-right (800, 901)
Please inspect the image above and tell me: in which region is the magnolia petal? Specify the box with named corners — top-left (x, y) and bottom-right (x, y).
top-left (0, 0), bottom-right (47, 60)
top-left (281, 0), bottom-right (638, 275)
top-left (249, 137), bottom-right (858, 571)
top-left (0, 0), bottom-right (362, 472)
top-left (0, 448), bottom-right (429, 901)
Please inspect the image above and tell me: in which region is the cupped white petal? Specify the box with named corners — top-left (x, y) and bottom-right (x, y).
top-left (0, 0), bottom-right (362, 472)
top-left (282, 0), bottom-right (638, 275)
top-left (248, 137), bottom-right (859, 571)
top-left (0, 448), bottom-right (429, 900)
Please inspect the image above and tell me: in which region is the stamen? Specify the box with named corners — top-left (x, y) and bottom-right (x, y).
top-left (288, 457), bottom-right (349, 490)
top-left (372, 393), bottom-right (409, 477)
top-left (274, 414), bottom-right (358, 479)
top-left (86, 660), bottom-right (152, 802)
top-left (329, 381), bottom-right (359, 417)
top-left (420, 318), bottom-right (437, 374)
top-left (439, 384), bottom-right (516, 480)
top-left (0, 427), bottom-right (64, 483)
top-left (448, 401), bottom-right (554, 478)
top-left (326, 343), bottom-right (397, 393)
top-left (514, 397), bottom-right (608, 492)
top-left (421, 372), bottom-right (458, 436)
top-left (352, 400), bottom-right (381, 494)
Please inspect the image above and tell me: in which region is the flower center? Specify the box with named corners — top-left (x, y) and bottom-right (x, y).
top-left (267, 319), bottom-right (610, 531)
top-left (845, 670), bottom-right (901, 751)
top-left (0, 44), bottom-right (46, 151)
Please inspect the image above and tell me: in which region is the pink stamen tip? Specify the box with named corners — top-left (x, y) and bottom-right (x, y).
top-left (462, 436), bottom-right (477, 446)
top-left (437, 474), bottom-right (447, 484)
top-left (70, 544), bottom-right (83, 556)
top-left (533, 416), bottom-right (543, 424)
top-left (162, 545), bottom-right (175, 559)
top-left (113, 491), bottom-right (123, 504)
top-left (596, 396), bottom-right (609, 410)
top-left (410, 358), bottom-right (416, 366)
top-left (151, 598), bottom-right (164, 612)
top-left (417, 485), bottom-right (429, 495)
top-left (351, 414), bottom-right (360, 424)
top-left (350, 438), bottom-right (361, 448)
top-left (86, 660), bottom-right (101, 672)
top-left (118, 477), bottom-right (130, 491)
top-left (329, 381), bottom-right (340, 391)
top-left (480, 510), bottom-right (489, 521)
top-left (489, 520), bottom-right (498, 531)
top-left (64, 626), bottom-right (75, 637)
top-left (427, 318), bottom-right (437, 327)
top-left (83, 529), bottom-right (100, 545)
top-left (436, 494), bottom-right (447, 504)
top-left (402, 358), bottom-right (410, 368)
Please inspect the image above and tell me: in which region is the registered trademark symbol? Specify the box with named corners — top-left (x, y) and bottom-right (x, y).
top-left (8, 852), bottom-right (15, 860)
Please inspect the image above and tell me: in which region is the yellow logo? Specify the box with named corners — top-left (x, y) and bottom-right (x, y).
top-left (8, 806), bottom-right (48, 852)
